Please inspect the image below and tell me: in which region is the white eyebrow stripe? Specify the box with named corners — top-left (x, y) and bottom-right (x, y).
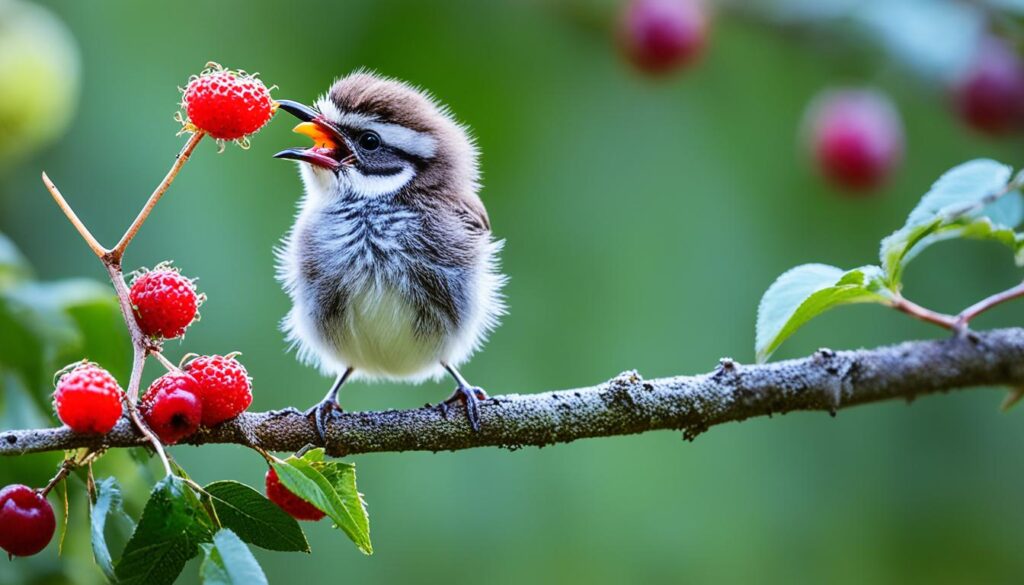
top-left (366, 122), bottom-right (437, 159)
top-left (315, 97), bottom-right (437, 159)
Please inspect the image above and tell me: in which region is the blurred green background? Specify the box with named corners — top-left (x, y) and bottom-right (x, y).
top-left (2, 0), bottom-right (1024, 583)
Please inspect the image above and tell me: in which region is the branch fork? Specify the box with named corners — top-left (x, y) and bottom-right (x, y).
top-left (39, 131), bottom-right (206, 479)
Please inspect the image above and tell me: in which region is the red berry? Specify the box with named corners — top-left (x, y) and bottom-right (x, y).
top-left (805, 88), bottom-right (904, 192)
top-left (140, 372), bottom-right (203, 445)
top-left (620, 0), bottom-right (708, 75)
top-left (53, 362), bottom-right (123, 434)
top-left (182, 64), bottom-right (274, 140)
top-left (0, 485), bottom-right (56, 557)
top-left (265, 468), bottom-right (325, 521)
top-left (953, 37), bottom-right (1024, 135)
top-left (184, 354), bottom-right (252, 426)
top-left (129, 266), bottom-right (201, 340)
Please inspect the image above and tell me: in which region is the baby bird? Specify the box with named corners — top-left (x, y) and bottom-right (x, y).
top-left (273, 72), bottom-right (505, 437)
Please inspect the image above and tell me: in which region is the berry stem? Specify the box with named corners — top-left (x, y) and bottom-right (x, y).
top-left (109, 131), bottom-right (205, 263)
top-left (39, 450), bottom-right (102, 497)
top-left (39, 460), bottom-right (75, 498)
top-left (40, 172), bottom-right (108, 259)
top-left (151, 351), bottom-right (179, 372)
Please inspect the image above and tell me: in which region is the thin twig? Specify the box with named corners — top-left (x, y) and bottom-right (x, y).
top-left (40, 172), bottom-right (108, 259)
top-left (151, 351), bottom-right (179, 372)
top-left (39, 450), bottom-right (103, 497)
top-left (124, 345), bottom-right (172, 476)
top-left (102, 263), bottom-right (172, 476)
top-left (109, 131), bottom-right (205, 263)
top-left (39, 459), bottom-right (76, 497)
top-left (104, 263), bottom-right (153, 392)
top-left (955, 281), bottom-right (1024, 331)
top-left (889, 295), bottom-right (957, 330)
top-left (4, 327), bottom-right (1024, 458)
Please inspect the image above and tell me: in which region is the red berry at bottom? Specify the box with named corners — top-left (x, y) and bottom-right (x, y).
top-left (620, 0), bottom-right (709, 75)
top-left (265, 468), bottom-right (325, 521)
top-left (53, 362), bottom-right (124, 434)
top-left (805, 88), bottom-right (904, 192)
top-left (141, 373), bottom-right (203, 445)
top-left (0, 485), bottom-right (56, 557)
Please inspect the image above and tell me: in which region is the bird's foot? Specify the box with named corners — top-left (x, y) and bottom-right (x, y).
top-left (304, 399), bottom-right (342, 444)
top-left (437, 385), bottom-right (488, 432)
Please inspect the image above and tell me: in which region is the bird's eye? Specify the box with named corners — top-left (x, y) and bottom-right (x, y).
top-left (358, 131), bottom-right (381, 151)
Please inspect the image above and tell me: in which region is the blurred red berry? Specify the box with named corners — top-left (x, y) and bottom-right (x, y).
top-left (129, 266), bottom-right (201, 340)
top-left (140, 372), bottom-right (203, 445)
top-left (265, 468), bottom-right (325, 521)
top-left (53, 362), bottom-right (123, 434)
top-left (182, 64), bottom-right (274, 140)
top-left (0, 484), bottom-right (56, 557)
top-left (184, 354), bottom-right (252, 426)
top-left (953, 37), bottom-right (1024, 135)
top-left (620, 0), bottom-right (708, 75)
top-left (805, 88), bottom-right (905, 192)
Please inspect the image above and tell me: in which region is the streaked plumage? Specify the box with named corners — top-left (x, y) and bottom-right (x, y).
top-left (273, 72), bottom-right (505, 432)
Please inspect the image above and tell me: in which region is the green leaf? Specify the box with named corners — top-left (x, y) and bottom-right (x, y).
top-left (203, 481), bottom-right (309, 553)
top-left (756, 264), bottom-right (890, 363)
top-left (881, 160), bottom-right (1017, 286)
top-left (90, 477), bottom-right (132, 583)
top-left (905, 159), bottom-right (1012, 226)
top-left (0, 278), bottom-right (126, 412)
top-left (272, 449), bottom-right (372, 554)
top-left (0, 232), bottom-right (31, 289)
top-left (50, 279), bottom-right (131, 383)
top-left (200, 529), bottom-right (268, 585)
top-left (115, 476), bottom-right (214, 585)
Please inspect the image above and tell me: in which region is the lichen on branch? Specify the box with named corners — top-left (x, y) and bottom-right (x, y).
top-left (4, 327), bottom-right (1024, 458)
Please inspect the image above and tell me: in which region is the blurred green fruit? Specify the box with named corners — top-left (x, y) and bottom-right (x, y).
top-left (0, 0), bottom-right (79, 167)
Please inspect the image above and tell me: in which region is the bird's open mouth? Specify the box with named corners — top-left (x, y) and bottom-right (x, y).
top-left (273, 100), bottom-right (355, 170)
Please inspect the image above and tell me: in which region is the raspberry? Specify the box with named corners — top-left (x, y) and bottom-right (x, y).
top-left (184, 354), bottom-right (252, 427)
top-left (620, 0), bottom-right (709, 75)
top-left (804, 88), bottom-right (904, 192)
top-left (953, 37), bottom-right (1024, 135)
top-left (0, 485), bottom-right (56, 557)
top-left (53, 361), bottom-right (123, 434)
top-left (129, 265), bottom-right (201, 340)
top-left (140, 372), bottom-right (203, 445)
top-left (181, 63), bottom-right (274, 141)
top-left (265, 468), bottom-right (325, 521)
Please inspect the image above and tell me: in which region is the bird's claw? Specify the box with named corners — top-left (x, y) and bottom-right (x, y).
top-left (438, 385), bottom-right (488, 432)
top-left (305, 400), bottom-right (342, 444)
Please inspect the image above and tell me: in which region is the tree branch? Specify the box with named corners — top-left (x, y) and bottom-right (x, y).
top-left (4, 327), bottom-right (1024, 458)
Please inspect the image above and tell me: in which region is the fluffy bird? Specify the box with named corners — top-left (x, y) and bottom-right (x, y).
top-left (273, 72), bottom-right (505, 437)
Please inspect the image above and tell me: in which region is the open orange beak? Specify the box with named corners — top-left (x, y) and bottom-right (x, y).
top-left (292, 121), bottom-right (338, 150)
top-left (273, 99), bottom-right (353, 170)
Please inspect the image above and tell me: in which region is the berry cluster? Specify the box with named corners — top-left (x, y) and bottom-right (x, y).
top-left (14, 263), bottom-right (256, 555)
top-left (2, 58), bottom-right (278, 560)
top-left (49, 265), bottom-right (253, 446)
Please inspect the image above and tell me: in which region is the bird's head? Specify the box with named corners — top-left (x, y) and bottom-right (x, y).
top-left (274, 72), bottom-right (478, 202)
